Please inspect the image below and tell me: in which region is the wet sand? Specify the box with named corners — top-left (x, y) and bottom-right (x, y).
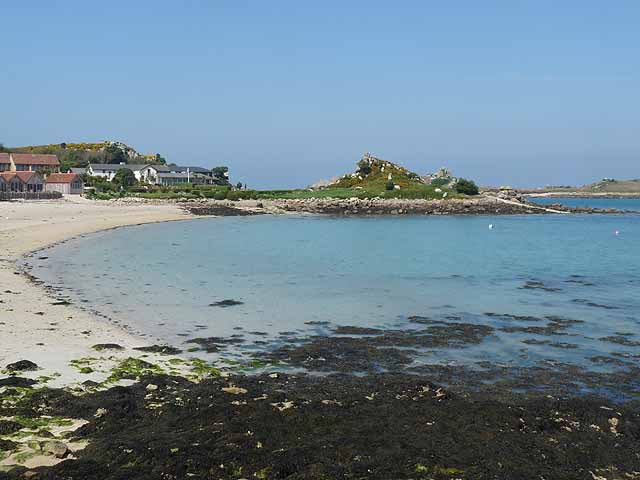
top-left (0, 197), bottom-right (190, 386)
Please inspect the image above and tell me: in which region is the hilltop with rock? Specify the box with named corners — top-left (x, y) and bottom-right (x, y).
top-left (331, 152), bottom-right (424, 190)
top-left (313, 153), bottom-right (478, 198)
top-left (1, 141), bottom-right (166, 173)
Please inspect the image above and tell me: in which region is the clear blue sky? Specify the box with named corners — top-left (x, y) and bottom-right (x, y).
top-left (1, 1), bottom-right (638, 188)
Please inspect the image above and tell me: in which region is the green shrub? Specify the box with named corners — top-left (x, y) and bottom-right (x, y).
top-left (95, 181), bottom-right (116, 192)
top-left (128, 186), bottom-right (149, 193)
top-left (455, 178), bottom-right (479, 195)
top-left (430, 178), bottom-right (449, 187)
top-left (385, 179), bottom-right (395, 191)
top-left (112, 168), bottom-right (136, 187)
top-left (227, 190), bottom-right (257, 201)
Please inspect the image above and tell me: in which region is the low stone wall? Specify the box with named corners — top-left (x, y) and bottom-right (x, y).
top-left (0, 191), bottom-right (63, 201)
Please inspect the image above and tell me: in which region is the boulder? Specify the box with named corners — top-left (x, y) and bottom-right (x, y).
top-left (91, 343), bottom-right (124, 351)
top-left (5, 360), bottom-right (38, 372)
top-left (0, 377), bottom-right (37, 387)
top-left (0, 420), bottom-right (23, 435)
top-left (42, 440), bottom-right (69, 458)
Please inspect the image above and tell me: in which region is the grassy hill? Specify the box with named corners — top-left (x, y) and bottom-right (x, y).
top-left (582, 179), bottom-right (640, 193)
top-left (316, 153), bottom-right (459, 199)
top-left (1, 141), bottom-right (163, 172)
top-left (521, 178), bottom-right (640, 195)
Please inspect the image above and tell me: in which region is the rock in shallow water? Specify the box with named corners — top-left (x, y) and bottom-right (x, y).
top-left (0, 376), bottom-right (37, 387)
top-left (134, 345), bottom-right (182, 355)
top-left (91, 343), bottom-right (125, 351)
top-left (5, 359), bottom-right (39, 372)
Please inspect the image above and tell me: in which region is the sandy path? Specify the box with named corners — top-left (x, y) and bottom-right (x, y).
top-left (484, 195), bottom-right (570, 214)
top-left (0, 197), bottom-right (191, 386)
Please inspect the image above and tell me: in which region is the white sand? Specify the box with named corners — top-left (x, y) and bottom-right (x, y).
top-left (0, 197), bottom-right (192, 386)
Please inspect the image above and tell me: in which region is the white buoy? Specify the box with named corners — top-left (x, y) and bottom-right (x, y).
top-left (615, 230), bottom-right (620, 236)
top-left (489, 224), bottom-right (494, 230)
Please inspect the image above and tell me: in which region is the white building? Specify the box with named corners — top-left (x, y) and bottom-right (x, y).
top-left (87, 163), bottom-right (149, 181)
top-left (88, 163), bottom-right (227, 186)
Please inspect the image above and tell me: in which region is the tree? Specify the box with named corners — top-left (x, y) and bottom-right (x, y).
top-left (112, 168), bottom-right (137, 188)
top-left (357, 159), bottom-right (372, 176)
top-left (211, 166), bottom-right (231, 187)
top-left (58, 150), bottom-right (82, 172)
top-left (236, 182), bottom-right (243, 190)
top-left (104, 144), bottom-right (127, 164)
top-left (385, 179), bottom-right (395, 191)
top-left (155, 153), bottom-right (167, 165)
top-left (211, 166), bottom-right (229, 178)
top-left (455, 178), bottom-right (479, 195)
top-left (0, 143), bottom-right (6, 153)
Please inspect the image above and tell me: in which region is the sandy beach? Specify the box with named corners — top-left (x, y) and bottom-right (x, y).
top-left (0, 197), bottom-right (190, 387)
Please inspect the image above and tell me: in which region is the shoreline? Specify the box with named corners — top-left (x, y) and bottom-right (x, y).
top-left (1, 194), bottom-right (632, 388)
top-left (524, 191), bottom-right (640, 199)
top-left (0, 197), bottom-right (195, 387)
top-left (2, 197), bottom-right (639, 477)
top-left (169, 195), bottom-right (572, 216)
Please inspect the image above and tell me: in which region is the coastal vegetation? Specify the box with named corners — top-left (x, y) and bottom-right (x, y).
top-left (518, 178), bottom-right (640, 195)
top-left (87, 183), bottom-right (462, 201)
top-left (3, 141), bottom-right (166, 173)
top-left (83, 152), bottom-right (476, 201)
top-left (111, 168), bottom-right (136, 188)
top-left (454, 178), bottom-right (479, 195)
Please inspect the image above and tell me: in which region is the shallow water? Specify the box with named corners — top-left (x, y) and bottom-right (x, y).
top-left (528, 196), bottom-right (640, 211)
top-left (26, 211), bottom-right (640, 395)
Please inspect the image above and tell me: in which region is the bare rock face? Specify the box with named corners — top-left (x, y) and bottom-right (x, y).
top-left (42, 440), bottom-right (69, 458)
top-left (495, 187), bottom-right (526, 202)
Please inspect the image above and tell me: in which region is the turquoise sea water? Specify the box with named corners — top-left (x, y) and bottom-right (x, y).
top-left (26, 210), bottom-right (640, 392)
top-left (528, 196), bottom-right (640, 211)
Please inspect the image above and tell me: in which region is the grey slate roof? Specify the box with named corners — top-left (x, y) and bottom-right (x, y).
top-left (157, 172), bottom-right (210, 179)
top-left (146, 164), bottom-right (171, 172)
top-left (70, 167), bottom-right (87, 174)
top-left (89, 163), bottom-right (150, 171)
top-left (171, 166), bottom-right (211, 174)
top-left (157, 172), bottom-right (190, 179)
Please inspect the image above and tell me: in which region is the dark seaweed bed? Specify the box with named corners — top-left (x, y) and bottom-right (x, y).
top-left (2, 369), bottom-right (640, 480)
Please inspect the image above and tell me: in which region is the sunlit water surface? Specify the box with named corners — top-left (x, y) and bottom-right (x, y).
top-left (26, 211), bottom-right (640, 386)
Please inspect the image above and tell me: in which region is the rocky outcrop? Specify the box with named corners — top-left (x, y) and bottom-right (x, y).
top-left (184, 197), bottom-right (555, 216)
top-left (258, 197), bottom-right (552, 215)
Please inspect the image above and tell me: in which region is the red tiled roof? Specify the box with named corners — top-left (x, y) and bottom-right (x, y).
top-left (17, 171), bottom-right (38, 182)
top-left (0, 171), bottom-right (40, 183)
top-left (0, 153), bottom-right (9, 163)
top-left (11, 153), bottom-right (60, 166)
top-left (46, 173), bottom-right (81, 184)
